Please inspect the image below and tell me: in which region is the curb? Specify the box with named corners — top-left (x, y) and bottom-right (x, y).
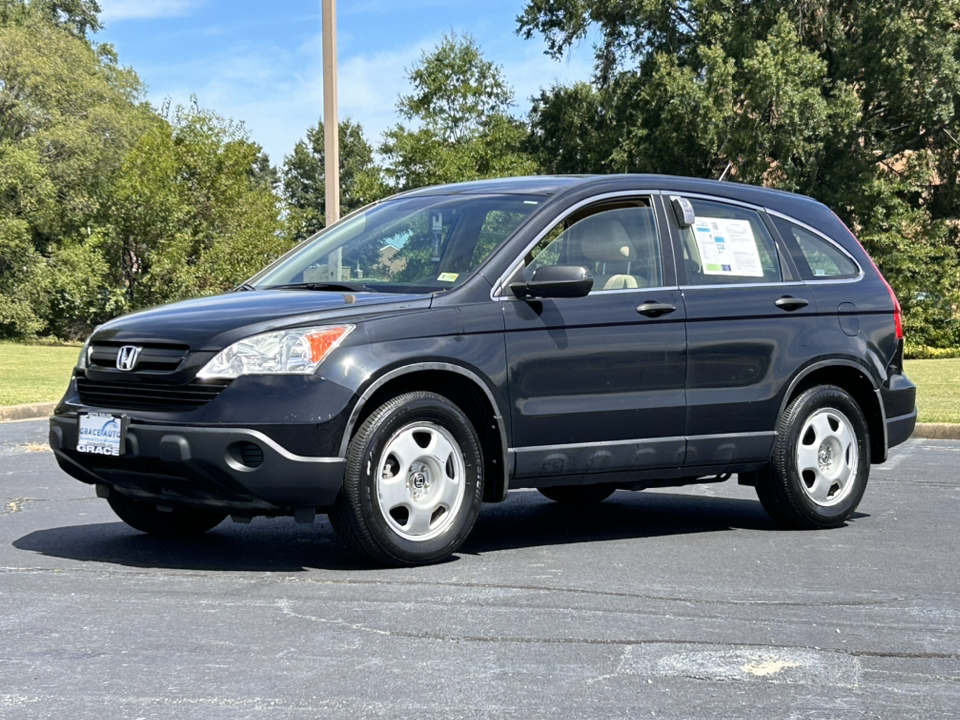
top-left (910, 423), bottom-right (960, 440)
top-left (2, 402), bottom-right (960, 440)
top-left (0, 402), bottom-right (57, 422)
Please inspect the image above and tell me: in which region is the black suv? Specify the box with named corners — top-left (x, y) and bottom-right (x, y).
top-left (50, 175), bottom-right (917, 565)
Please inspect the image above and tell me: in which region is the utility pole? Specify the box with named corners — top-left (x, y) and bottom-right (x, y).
top-left (322, 0), bottom-right (342, 280)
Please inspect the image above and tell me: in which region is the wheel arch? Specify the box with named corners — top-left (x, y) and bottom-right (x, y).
top-left (339, 363), bottom-right (510, 502)
top-left (779, 360), bottom-right (888, 463)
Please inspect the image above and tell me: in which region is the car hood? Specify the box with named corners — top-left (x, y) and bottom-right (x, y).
top-left (91, 290), bottom-right (432, 350)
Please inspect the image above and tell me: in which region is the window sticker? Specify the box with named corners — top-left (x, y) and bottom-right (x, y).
top-left (437, 272), bottom-right (459, 282)
top-left (692, 218), bottom-right (764, 277)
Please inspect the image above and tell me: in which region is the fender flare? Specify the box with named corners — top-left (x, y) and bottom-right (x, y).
top-left (777, 358), bottom-right (888, 456)
top-left (338, 362), bottom-right (511, 501)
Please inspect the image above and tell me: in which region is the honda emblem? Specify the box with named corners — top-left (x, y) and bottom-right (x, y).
top-left (116, 345), bottom-right (142, 371)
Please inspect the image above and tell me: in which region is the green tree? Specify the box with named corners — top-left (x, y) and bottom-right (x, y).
top-left (380, 31), bottom-right (536, 189)
top-left (519, 0), bottom-right (960, 346)
top-left (249, 148), bottom-right (280, 193)
top-left (0, 0), bottom-right (101, 37)
top-left (527, 81), bottom-right (616, 174)
top-left (282, 118), bottom-right (388, 243)
top-left (0, 5), bottom-right (148, 338)
top-left (0, 7), bottom-right (289, 339)
top-left (104, 100), bottom-right (287, 310)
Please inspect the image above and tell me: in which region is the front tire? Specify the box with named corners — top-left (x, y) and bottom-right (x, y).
top-left (107, 492), bottom-right (226, 536)
top-left (329, 391), bottom-right (484, 566)
top-left (757, 385), bottom-right (870, 529)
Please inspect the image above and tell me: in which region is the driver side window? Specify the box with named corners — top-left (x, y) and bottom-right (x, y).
top-left (525, 201), bottom-right (663, 292)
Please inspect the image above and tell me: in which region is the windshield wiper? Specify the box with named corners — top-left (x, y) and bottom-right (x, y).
top-left (233, 282), bottom-right (258, 292)
top-left (264, 281), bottom-right (377, 293)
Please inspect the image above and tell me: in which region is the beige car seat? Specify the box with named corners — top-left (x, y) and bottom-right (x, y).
top-left (573, 214), bottom-right (646, 290)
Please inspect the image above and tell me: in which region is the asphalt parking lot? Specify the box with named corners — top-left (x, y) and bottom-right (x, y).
top-left (1, 418), bottom-right (957, 719)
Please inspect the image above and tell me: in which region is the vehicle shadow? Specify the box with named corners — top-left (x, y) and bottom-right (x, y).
top-left (12, 490), bottom-right (855, 572)
top-left (12, 516), bottom-right (365, 573)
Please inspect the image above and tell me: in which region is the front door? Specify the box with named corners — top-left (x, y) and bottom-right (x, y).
top-left (502, 196), bottom-right (687, 482)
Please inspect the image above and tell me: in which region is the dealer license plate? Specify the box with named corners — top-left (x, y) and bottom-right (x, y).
top-left (77, 412), bottom-right (127, 456)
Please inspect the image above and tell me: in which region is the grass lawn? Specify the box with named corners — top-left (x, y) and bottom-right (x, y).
top-left (904, 358), bottom-right (960, 424)
top-left (0, 342), bottom-right (80, 406)
top-left (0, 343), bottom-right (957, 424)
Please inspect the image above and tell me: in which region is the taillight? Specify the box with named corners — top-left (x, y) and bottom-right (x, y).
top-left (833, 213), bottom-right (904, 340)
top-left (880, 274), bottom-right (904, 340)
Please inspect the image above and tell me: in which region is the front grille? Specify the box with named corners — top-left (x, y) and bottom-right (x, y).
top-left (89, 342), bottom-right (189, 373)
top-left (76, 376), bottom-right (230, 411)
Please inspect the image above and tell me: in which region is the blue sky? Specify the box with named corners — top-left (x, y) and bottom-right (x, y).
top-left (95, 0), bottom-right (596, 167)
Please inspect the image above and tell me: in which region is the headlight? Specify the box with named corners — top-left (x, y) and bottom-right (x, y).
top-left (197, 325), bottom-right (354, 379)
top-left (76, 336), bottom-right (93, 370)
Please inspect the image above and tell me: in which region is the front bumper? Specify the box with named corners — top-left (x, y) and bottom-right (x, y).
top-left (50, 415), bottom-right (346, 512)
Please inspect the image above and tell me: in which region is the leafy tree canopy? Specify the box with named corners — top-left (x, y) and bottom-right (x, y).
top-left (0, 6), bottom-right (147, 337)
top-left (519, 0), bottom-right (960, 346)
top-left (102, 100), bottom-right (286, 312)
top-left (0, 8), bottom-right (285, 340)
top-left (381, 31), bottom-right (536, 189)
top-left (397, 30), bottom-right (514, 144)
top-left (0, 0), bottom-right (101, 37)
top-left (282, 118), bottom-right (387, 243)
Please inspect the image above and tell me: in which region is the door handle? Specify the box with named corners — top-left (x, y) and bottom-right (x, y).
top-left (775, 296), bottom-right (810, 311)
top-left (636, 302), bottom-right (677, 318)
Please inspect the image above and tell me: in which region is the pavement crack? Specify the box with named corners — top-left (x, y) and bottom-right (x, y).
top-left (270, 599), bottom-right (960, 660)
top-left (1, 498), bottom-right (35, 514)
top-left (275, 597), bottom-right (394, 637)
top-left (296, 577), bottom-right (902, 610)
top-left (0, 565), bottom-right (912, 610)
top-left (0, 443), bottom-right (51, 456)
top-left (0, 496), bottom-right (92, 513)
top-left (850, 650), bottom-right (960, 660)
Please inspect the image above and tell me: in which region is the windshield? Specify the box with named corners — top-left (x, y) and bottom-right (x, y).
top-left (250, 194), bottom-right (542, 293)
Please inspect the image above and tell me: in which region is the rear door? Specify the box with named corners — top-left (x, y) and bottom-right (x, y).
top-left (501, 195), bottom-right (688, 481)
top-left (666, 195), bottom-right (822, 467)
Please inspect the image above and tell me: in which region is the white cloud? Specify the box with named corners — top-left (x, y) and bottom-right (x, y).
top-left (132, 27), bottom-right (593, 169)
top-left (338, 43), bottom-right (434, 131)
top-left (340, 0), bottom-right (463, 17)
top-left (139, 37), bottom-right (432, 165)
top-left (506, 46), bottom-right (595, 108)
top-left (99, 0), bottom-right (202, 23)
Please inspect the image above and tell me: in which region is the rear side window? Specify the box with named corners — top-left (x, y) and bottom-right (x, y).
top-left (773, 217), bottom-right (860, 280)
top-left (678, 199), bottom-right (782, 285)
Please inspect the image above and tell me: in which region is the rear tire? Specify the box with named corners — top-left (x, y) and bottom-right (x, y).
top-left (757, 385), bottom-right (869, 529)
top-left (107, 492), bottom-right (226, 536)
top-left (538, 484), bottom-right (616, 504)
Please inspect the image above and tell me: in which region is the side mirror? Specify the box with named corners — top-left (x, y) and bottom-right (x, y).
top-left (670, 196), bottom-right (696, 228)
top-left (510, 265), bottom-right (594, 299)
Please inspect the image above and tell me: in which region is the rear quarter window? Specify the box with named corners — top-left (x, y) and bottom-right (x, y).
top-left (773, 216), bottom-right (860, 280)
